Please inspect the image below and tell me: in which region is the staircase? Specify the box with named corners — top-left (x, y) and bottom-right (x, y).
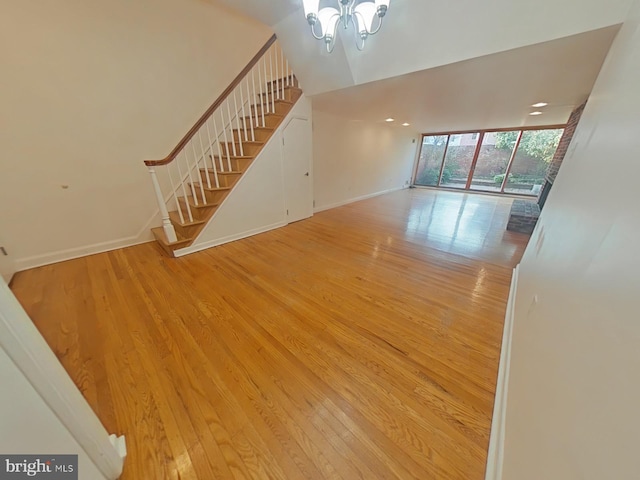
top-left (143, 35), bottom-right (302, 257)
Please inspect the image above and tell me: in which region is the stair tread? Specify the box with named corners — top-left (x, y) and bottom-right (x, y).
top-left (254, 98), bottom-right (293, 106)
top-left (200, 169), bottom-right (243, 175)
top-left (210, 154), bottom-right (254, 160)
top-left (224, 140), bottom-right (264, 145)
top-left (260, 86), bottom-right (302, 96)
top-left (178, 195), bottom-right (220, 209)
top-left (168, 211), bottom-right (206, 227)
top-left (189, 183), bottom-right (232, 192)
top-left (243, 112), bottom-right (284, 119)
top-left (151, 227), bottom-right (190, 246)
top-left (233, 126), bottom-right (273, 132)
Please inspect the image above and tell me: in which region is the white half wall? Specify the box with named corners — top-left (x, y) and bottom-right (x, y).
top-left (175, 96), bottom-right (313, 256)
top-left (0, 347), bottom-right (108, 479)
top-left (312, 110), bottom-right (419, 212)
top-left (0, 280), bottom-right (124, 479)
top-left (0, 0), bottom-right (272, 271)
top-left (492, 0), bottom-right (640, 478)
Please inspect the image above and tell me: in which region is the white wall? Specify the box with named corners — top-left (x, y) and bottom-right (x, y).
top-left (312, 110), bottom-right (419, 212)
top-left (0, 0), bottom-right (272, 271)
top-left (500, 0), bottom-right (640, 478)
top-left (175, 97), bottom-right (313, 256)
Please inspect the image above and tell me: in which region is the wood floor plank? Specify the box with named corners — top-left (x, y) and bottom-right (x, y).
top-left (10, 189), bottom-right (528, 479)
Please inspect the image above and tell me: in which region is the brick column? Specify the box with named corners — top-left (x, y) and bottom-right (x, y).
top-left (538, 101), bottom-right (587, 208)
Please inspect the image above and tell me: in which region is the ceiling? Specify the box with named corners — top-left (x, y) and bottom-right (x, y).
top-left (213, 0), bottom-right (632, 96)
top-left (311, 26), bottom-right (619, 133)
top-left (211, 1), bottom-right (624, 133)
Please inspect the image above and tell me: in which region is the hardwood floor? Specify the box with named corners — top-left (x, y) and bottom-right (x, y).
top-left (11, 188), bottom-right (529, 479)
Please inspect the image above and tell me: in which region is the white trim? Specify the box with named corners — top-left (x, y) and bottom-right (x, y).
top-left (313, 186), bottom-right (408, 213)
top-left (14, 214), bottom-right (158, 272)
top-left (173, 221), bottom-right (287, 257)
top-left (109, 434), bottom-right (127, 459)
top-left (15, 238), bottom-right (154, 273)
top-left (0, 281), bottom-right (126, 479)
top-left (485, 263), bottom-right (519, 480)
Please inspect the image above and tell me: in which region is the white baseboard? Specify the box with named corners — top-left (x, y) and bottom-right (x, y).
top-left (14, 211), bottom-right (160, 272)
top-left (485, 264), bottom-right (519, 480)
top-left (313, 186), bottom-right (408, 213)
top-left (14, 236), bottom-right (154, 272)
top-left (173, 221), bottom-right (288, 257)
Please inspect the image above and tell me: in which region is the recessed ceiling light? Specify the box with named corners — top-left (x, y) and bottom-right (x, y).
top-left (385, 118), bottom-right (395, 122)
top-left (402, 122), bottom-right (410, 127)
top-left (530, 111), bottom-right (543, 116)
top-left (532, 102), bottom-right (548, 108)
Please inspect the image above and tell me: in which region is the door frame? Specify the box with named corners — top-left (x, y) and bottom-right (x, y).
top-left (282, 115), bottom-right (313, 223)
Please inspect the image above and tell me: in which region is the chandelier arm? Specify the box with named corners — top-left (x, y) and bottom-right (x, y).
top-left (327, 12), bottom-right (341, 39)
top-left (350, 13), bottom-right (367, 50)
top-left (368, 14), bottom-right (384, 35)
top-left (326, 35), bottom-right (337, 53)
top-left (310, 21), bottom-right (324, 40)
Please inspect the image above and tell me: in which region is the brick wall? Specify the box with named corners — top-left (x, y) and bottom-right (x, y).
top-left (545, 102), bottom-right (587, 184)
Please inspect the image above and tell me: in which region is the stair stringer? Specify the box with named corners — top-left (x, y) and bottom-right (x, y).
top-left (172, 95), bottom-right (312, 257)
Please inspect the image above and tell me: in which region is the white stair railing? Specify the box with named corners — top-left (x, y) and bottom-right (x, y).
top-left (143, 36), bottom-right (295, 242)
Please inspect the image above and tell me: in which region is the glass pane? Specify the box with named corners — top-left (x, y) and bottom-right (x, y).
top-left (469, 131), bottom-right (518, 192)
top-left (439, 133), bottom-right (479, 189)
top-left (504, 129), bottom-right (563, 195)
top-left (414, 135), bottom-right (448, 186)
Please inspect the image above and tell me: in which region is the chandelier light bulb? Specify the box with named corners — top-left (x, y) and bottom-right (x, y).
top-left (303, 0), bottom-right (320, 21)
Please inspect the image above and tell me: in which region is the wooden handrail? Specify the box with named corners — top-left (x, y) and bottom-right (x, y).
top-left (144, 34), bottom-right (277, 167)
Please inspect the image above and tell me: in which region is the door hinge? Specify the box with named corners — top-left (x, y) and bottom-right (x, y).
top-left (313, 200), bottom-right (315, 207)
top-left (282, 138), bottom-right (285, 145)
top-left (286, 209), bottom-right (289, 215)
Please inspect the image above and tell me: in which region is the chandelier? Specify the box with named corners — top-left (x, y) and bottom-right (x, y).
top-left (303, 0), bottom-right (391, 53)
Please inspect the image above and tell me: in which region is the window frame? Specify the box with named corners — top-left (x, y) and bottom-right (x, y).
top-left (412, 124), bottom-right (566, 195)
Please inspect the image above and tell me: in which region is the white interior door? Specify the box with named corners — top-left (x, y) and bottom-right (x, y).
top-left (283, 117), bottom-right (313, 223)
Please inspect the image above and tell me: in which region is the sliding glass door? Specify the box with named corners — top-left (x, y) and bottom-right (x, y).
top-left (414, 135), bottom-right (448, 186)
top-left (439, 133), bottom-right (480, 190)
top-left (413, 127), bottom-right (564, 196)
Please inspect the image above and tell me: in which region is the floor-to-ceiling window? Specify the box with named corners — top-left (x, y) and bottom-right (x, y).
top-left (413, 126), bottom-right (564, 196)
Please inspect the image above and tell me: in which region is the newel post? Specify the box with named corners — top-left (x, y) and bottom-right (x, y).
top-left (147, 167), bottom-right (178, 243)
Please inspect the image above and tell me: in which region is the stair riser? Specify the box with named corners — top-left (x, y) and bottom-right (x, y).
top-left (170, 221), bottom-right (202, 239)
top-left (178, 201), bottom-right (217, 221)
top-left (262, 88), bottom-right (301, 103)
top-left (199, 170), bottom-right (241, 188)
top-left (258, 115), bottom-right (283, 129)
top-left (230, 158), bottom-right (253, 172)
top-left (151, 228), bottom-right (190, 257)
top-left (233, 128), bottom-right (272, 142)
top-left (202, 189), bottom-right (229, 204)
top-left (265, 79), bottom-right (299, 94)
top-left (252, 101), bottom-right (289, 116)
top-left (221, 142), bottom-right (262, 157)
